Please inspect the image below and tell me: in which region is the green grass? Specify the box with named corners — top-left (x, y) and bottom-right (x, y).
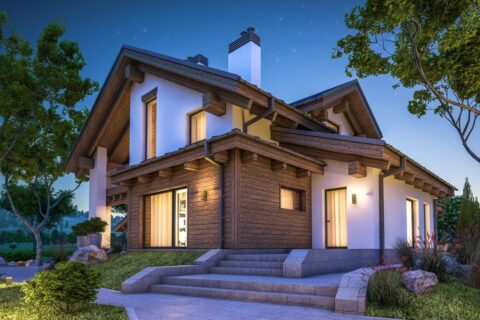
top-left (0, 281), bottom-right (127, 320)
top-left (90, 250), bottom-right (204, 290)
top-left (367, 277), bottom-right (480, 319)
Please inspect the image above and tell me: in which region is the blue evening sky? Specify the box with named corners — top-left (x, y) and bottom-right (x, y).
top-left (1, 0), bottom-right (478, 211)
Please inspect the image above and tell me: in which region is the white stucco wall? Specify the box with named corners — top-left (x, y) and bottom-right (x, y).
top-left (326, 108), bottom-right (353, 136)
top-left (384, 176), bottom-right (435, 249)
top-left (312, 160), bottom-right (380, 249)
top-left (228, 42), bottom-right (261, 87)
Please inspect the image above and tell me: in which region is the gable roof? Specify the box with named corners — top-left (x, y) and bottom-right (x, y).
top-left (291, 80), bottom-right (383, 139)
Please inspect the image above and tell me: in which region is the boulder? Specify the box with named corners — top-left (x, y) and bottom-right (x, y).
top-left (0, 257), bottom-right (6, 266)
top-left (70, 245), bottom-right (107, 264)
top-left (443, 254), bottom-right (465, 277)
top-left (119, 250), bottom-right (127, 256)
top-left (25, 260), bottom-right (35, 267)
top-left (400, 270), bottom-right (438, 294)
top-left (7, 261), bottom-right (16, 267)
top-left (16, 261), bottom-right (26, 267)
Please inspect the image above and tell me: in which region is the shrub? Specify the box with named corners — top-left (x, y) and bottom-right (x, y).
top-left (456, 224), bottom-right (480, 264)
top-left (50, 244), bottom-right (71, 263)
top-left (368, 269), bottom-right (409, 307)
top-left (0, 250), bottom-right (35, 261)
top-left (73, 217), bottom-right (108, 236)
top-left (23, 261), bottom-right (100, 314)
top-left (394, 238), bottom-right (416, 269)
top-left (417, 234), bottom-right (447, 281)
top-left (467, 240), bottom-right (480, 288)
top-left (8, 242), bottom-right (17, 250)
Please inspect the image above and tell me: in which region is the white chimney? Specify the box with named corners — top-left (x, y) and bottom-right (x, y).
top-left (228, 27), bottom-right (261, 87)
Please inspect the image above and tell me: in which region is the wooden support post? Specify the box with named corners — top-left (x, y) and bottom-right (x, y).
top-left (348, 161), bottom-right (367, 178)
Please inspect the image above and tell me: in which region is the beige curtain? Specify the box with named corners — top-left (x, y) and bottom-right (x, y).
top-left (424, 203), bottom-right (431, 239)
top-left (191, 111), bottom-right (206, 143)
top-left (146, 101), bottom-right (157, 159)
top-left (326, 188), bottom-right (347, 247)
top-left (280, 188), bottom-right (295, 210)
top-left (406, 199), bottom-right (414, 246)
top-left (150, 192), bottom-right (172, 247)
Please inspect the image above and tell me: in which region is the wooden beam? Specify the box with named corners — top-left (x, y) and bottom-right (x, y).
top-left (310, 108), bottom-right (328, 122)
top-left (333, 100), bottom-right (349, 114)
top-left (125, 64), bottom-right (144, 83)
top-left (296, 168), bottom-right (311, 178)
top-left (184, 160), bottom-right (200, 171)
top-left (213, 151), bottom-right (229, 163)
top-left (348, 161), bottom-right (367, 178)
top-left (158, 168), bottom-right (174, 178)
top-left (241, 151), bottom-right (258, 163)
top-left (137, 175), bottom-right (151, 184)
top-left (345, 111), bottom-right (364, 136)
top-left (119, 180), bottom-right (133, 188)
top-left (78, 157), bottom-right (94, 169)
top-left (422, 183), bottom-right (432, 193)
top-left (203, 92), bottom-right (226, 116)
top-left (413, 178), bottom-right (424, 189)
top-left (271, 160), bottom-right (287, 171)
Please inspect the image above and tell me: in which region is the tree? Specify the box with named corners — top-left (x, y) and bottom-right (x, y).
top-left (457, 178), bottom-right (480, 232)
top-left (334, 0), bottom-right (480, 162)
top-left (0, 13), bottom-right (97, 265)
top-left (437, 195), bottom-right (462, 238)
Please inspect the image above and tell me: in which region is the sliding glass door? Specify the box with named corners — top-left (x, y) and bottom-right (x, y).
top-left (325, 188), bottom-right (348, 248)
top-left (147, 188), bottom-right (188, 248)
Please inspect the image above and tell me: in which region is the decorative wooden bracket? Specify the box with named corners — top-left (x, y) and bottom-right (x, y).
top-left (242, 151), bottom-right (258, 163)
top-left (184, 160), bottom-right (200, 171)
top-left (271, 160), bottom-right (287, 171)
top-left (348, 161), bottom-right (366, 178)
top-left (158, 168), bottom-right (174, 178)
top-left (203, 91), bottom-right (226, 116)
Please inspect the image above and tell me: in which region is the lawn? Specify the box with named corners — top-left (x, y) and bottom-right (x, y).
top-left (0, 281), bottom-right (127, 320)
top-left (367, 277), bottom-right (480, 320)
top-left (90, 250), bottom-right (204, 290)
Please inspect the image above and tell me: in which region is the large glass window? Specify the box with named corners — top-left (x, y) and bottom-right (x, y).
top-left (146, 99), bottom-right (157, 159)
top-left (424, 203), bottom-right (431, 239)
top-left (190, 111), bottom-right (206, 144)
top-left (406, 199), bottom-right (415, 247)
top-left (325, 188), bottom-right (347, 248)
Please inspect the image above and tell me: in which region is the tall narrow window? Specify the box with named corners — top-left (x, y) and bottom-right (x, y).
top-left (406, 199), bottom-right (415, 247)
top-left (326, 188), bottom-right (347, 248)
top-left (190, 111), bottom-right (206, 143)
top-left (146, 99), bottom-right (157, 159)
top-left (150, 192), bottom-right (172, 247)
top-left (424, 203), bottom-right (431, 239)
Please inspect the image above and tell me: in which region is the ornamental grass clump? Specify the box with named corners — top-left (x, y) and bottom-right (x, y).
top-left (393, 238), bottom-right (416, 269)
top-left (23, 261), bottom-right (100, 314)
top-left (417, 234), bottom-right (447, 281)
top-left (368, 269), bottom-right (409, 307)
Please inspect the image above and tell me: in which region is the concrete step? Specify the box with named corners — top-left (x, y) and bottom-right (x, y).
top-left (226, 254), bottom-right (288, 262)
top-left (217, 260), bottom-right (284, 269)
top-left (150, 284), bottom-right (335, 309)
top-left (229, 249), bottom-right (290, 254)
top-left (210, 266), bottom-right (283, 277)
top-left (161, 275), bottom-right (337, 296)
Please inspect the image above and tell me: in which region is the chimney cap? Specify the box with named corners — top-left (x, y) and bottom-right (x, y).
top-left (229, 27), bottom-right (260, 53)
top-left (187, 54), bottom-right (209, 66)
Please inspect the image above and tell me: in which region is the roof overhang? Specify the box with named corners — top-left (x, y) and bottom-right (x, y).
top-left (271, 126), bottom-right (455, 198)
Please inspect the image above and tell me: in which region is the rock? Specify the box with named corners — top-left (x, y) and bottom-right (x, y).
top-left (25, 260), bottom-right (35, 267)
top-left (7, 261), bottom-right (16, 267)
top-left (0, 257), bottom-right (6, 266)
top-left (443, 254), bottom-right (464, 277)
top-left (16, 261), bottom-right (26, 267)
top-left (119, 250), bottom-right (127, 256)
top-left (70, 245), bottom-right (107, 264)
top-left (400, 270), bottom-right (438, 294)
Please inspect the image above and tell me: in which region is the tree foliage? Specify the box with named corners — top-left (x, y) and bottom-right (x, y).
top-left (437, 195), bottom-right (461, 238)
top-left (334, 0), bottom-right (480, 162)
top-left (457, 178), bottom-right (480, 232)
top-left (0, 12), bottom-right (97, 265)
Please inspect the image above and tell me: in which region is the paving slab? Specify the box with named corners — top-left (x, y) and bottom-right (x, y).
top-left (96, 288), bottom-right (392, 320)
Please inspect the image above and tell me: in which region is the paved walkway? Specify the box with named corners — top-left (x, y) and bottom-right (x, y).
top-left (96, 288), bottom-right (389, 320)
top-left (0, 266), bottom-right (45, 282)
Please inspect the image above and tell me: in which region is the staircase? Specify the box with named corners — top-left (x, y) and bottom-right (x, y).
top-left (149, 250), bottom-right (339, 310)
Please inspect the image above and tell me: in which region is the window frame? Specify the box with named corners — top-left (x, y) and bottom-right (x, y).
top-left (189, 110), bottom-right (207, 144)
top-left (406, 198), bottom-right (416, 247)
top-left (325, 187), bottom-right (348, 249)
top-left (142, 88), bottom-right (158, 161)
top-left (279, 186), bottom-right (306, 212)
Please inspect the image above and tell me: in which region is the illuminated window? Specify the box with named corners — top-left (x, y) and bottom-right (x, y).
top-left (326, 188), bottom-right (347, 248)
top-left (145, 99), bottom-right (157, 160)
top-left (280, 187), bottom-right (305, 211)
top-left (424, 203), bottom-right (431, 239)
top-left (190, 111), bottom-right (206, 143)
top-left (406, 199), bottom-right (415, 247)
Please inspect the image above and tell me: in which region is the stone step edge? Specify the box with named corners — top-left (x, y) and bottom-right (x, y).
top-left (150, 284), bottom-right (335, 309)
top-left (225, 255), bottom-right (288, 262)
top-left (209, 267), bottom-right (284, 276)
top-left (161, 276), bottom-right (338, 297)
top-left (217, 261), bottom-right (284, 268)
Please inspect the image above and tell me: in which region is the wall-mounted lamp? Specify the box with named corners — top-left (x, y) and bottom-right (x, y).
top-left (352, 193), bottom-right (357, 205)
top-left (5, 277), bottom-right (13, 286)
top-left (201, 190), bottom-right (208, 201)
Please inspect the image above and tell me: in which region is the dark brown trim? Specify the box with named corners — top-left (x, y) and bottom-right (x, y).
top-left (142, 87), bottom-right (158, 103)
top-left (325, 187), bottom-right (348, 249)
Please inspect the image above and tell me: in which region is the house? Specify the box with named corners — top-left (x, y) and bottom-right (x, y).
top-left (66, 28), bottom-right (455, 267)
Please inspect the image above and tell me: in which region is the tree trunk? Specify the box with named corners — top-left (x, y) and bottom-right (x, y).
top-left (32, 229), bottom-right (43, 266)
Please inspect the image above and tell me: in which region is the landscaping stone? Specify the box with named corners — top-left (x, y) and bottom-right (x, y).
top-left (443, 254), bottom-right (463, 275)
top-left (7, 261), bottom-right (16, 267)
top-left (400, 270), bottom-right (438, 294)
top-left (25, 260), bottom-right (35, 267)
top-left (70, 245), bottom-right (107, 264)
top-left (16, 261), bottom-right (26, 267)
top-left (0, 257), bottom-right (6, 266)
top-left (119, 250), bottom-right (127, 256)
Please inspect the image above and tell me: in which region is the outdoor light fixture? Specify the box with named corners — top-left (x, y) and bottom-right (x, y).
top-left (201, 190), bottom-right (208, 201)
top-left (352, 193), bottom-right (357, 205)
top-left (5, 277), bottom-right (12, 286)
